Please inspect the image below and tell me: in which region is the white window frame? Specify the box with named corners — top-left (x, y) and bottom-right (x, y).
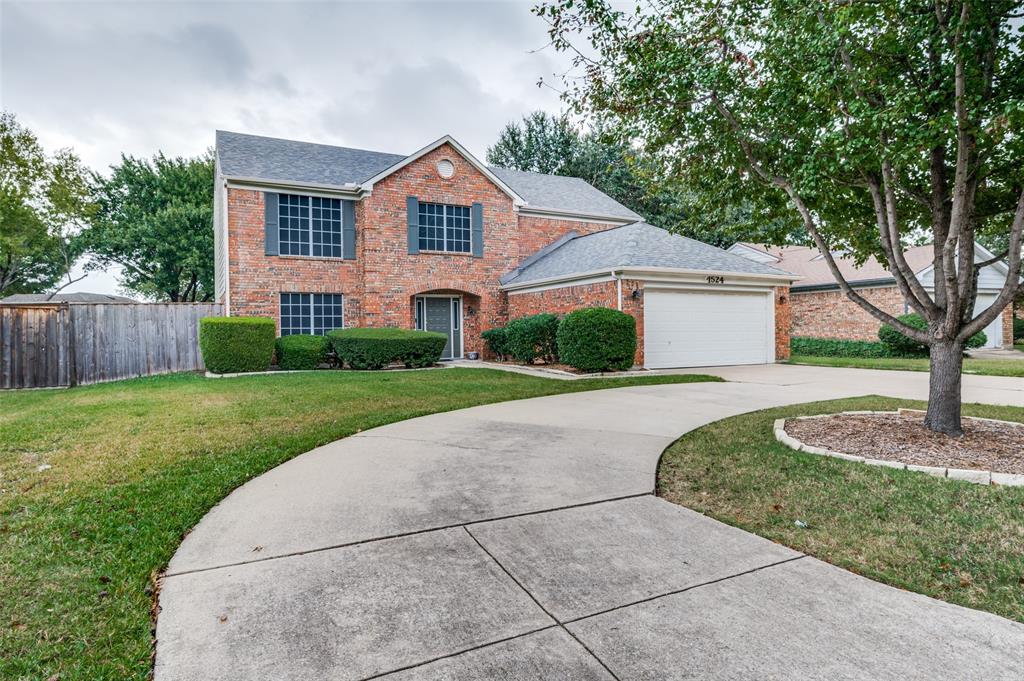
top-left (279, 193), bottom-right (344, 258)
top-left (279, 292), bottom-right (345, 336)
top-left (417, 202), bottom-right (471, 254)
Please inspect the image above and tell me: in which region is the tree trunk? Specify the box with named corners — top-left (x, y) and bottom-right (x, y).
top-left (924, 340), bottom-right (965, 436)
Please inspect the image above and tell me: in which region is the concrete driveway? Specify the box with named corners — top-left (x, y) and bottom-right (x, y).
top-left (155, 365), bottom-right (1024, 680)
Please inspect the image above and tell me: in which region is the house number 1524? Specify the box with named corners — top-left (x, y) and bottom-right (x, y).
top-left (706, 275), bottom-right (725, 284)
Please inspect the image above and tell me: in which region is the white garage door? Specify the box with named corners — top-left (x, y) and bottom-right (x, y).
top-left (644, 289), bottom-right (774, 368)
top-left (973, 294), bottom-right (1003, 349)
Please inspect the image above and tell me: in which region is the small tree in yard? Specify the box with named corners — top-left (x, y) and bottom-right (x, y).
top-left (538, 0), bottom-right (1024, 435)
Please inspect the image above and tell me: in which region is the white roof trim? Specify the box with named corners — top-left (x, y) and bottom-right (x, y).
top-left (726, 242), bottom-right (781, 263)
top-left (517, 205), bottom-right (638, 225)
top-left (361, 135), bottom-right (526, 206)
top-left (502, 266), bottom-right (798, 292)
top-left (224, 176), bottom-right (364, 198)
top-left (913, 241), bottom-right (1011, 281)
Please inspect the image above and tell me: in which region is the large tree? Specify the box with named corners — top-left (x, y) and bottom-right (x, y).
top-left (82, 152), bottom-right (214, 302)
top-left (0, 112), bottom-right (91, 297)
top-left (538, 0), bottom-right (1024, 435)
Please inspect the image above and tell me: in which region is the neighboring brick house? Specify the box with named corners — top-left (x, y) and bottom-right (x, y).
top-left (214, 131), bottom-right (796, 368)
top-left (728, 242), bottom-right (1015, 349)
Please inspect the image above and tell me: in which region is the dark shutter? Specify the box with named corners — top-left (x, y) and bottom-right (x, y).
top-left (471, 202), bottom-right (484, 258)
top-left (342, 200), bottom-right (356, 260)
top-left (407, 196), bottom-right (420, 254)
top-left (264, 192), bottom-right (279, 256)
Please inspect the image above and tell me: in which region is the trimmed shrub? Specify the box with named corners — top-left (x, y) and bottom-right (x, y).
top-left (878, 313), bottom-right (986, 356)
top-left (329, 327), bottom-right (447, 369)
top-left (557, 307), bottom-right (636, 372)
top-left (1014, 315), bottom-right (1023, 341)
top-left (790, 337), bottom-right (894, 359)
top-left (505, 313), bottom-right (560, 363)
top-left (481, 327), bottom-right (510, 360)
top-left (275, 334), bottom-right (332, 370)
top-left (199, 316), bottom-right (276, 374)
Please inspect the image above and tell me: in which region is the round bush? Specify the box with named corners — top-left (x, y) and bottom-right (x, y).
top-left (505, 313), bottom-right (559, 363)
top-left (329, 327), bottom-right (447, 369)
top-left (556, 307), bottom-right (637, 372)
top-left (275, 334), bottom-right (331, 370)
top-left (199, 316), bottom-right (276, 374)
top-left (481, 327), bottom-right (510, 360)
top-left (878, 313), bottom-right (986, 356)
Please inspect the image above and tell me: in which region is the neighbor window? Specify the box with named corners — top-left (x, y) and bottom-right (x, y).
top-left (418, 202), bottom-right (471, 253)
top-left (280, 293), bottom-right (344, 335)
top-left (279, 194), bottom-right (343, 257)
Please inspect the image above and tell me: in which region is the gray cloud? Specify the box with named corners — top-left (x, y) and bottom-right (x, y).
top-left (1, 0), bottom-right (569, 294)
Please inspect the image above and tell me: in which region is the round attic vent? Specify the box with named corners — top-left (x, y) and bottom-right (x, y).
top-left (436, 159), bottom-right (455, 178)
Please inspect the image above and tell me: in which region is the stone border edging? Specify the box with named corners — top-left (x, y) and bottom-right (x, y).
top-left (773, 410), bottom-right (1024, 487)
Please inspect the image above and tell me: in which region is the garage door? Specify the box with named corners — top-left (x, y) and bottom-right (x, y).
top-left (644, 289), bottom-right (773, 368)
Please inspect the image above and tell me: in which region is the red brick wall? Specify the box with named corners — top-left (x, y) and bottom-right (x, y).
top-left (790, 286), bottom-right (906, 342)
top-left (775, 287), bottom-right (791, 360)
top-left (225, 143), bottom-right (621, 355)
top-left (507, 279), bottom-right (645, 366)
top-left (792, 285), bottom-right (1014, 348)
top-left (516, 215), bottom-right (621, 261)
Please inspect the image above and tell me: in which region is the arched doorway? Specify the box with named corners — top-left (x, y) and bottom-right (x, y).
top-left (411, 289), bottom-right (482, 360)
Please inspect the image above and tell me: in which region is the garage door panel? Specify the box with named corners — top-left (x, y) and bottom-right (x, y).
top-left (644, 289), bottom-right (772, 369)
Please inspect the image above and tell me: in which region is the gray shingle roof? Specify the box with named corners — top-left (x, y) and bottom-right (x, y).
top-left (216, 131), bottom-right (405, 186)
top-left (488, 167), bottom-right (642, 220)
top-left (215, 131), bottom-right (641, 220)
top-left (501, 222), bottom-right (794, 286)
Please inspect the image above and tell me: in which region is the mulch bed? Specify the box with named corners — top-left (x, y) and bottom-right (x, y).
top-left (786, 412), bottom-right (1024, 474)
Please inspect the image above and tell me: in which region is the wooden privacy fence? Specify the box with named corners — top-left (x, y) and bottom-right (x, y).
top-left (0, 302), bottom-right (223, 389)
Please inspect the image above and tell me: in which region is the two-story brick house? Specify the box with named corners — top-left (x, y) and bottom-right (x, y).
top-left (213, 131), bottom-right (796, 368)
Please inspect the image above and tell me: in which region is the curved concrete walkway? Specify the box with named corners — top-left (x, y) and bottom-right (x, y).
top-left (155, 366), bottom-right (1024, 680)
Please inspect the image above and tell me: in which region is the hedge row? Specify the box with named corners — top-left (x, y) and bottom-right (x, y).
top-left (483, 308), bottom-right (636, 372)
top-left (200, 317), bottom-right (448, 373)
top-left (328, 327), bottom-right (447, 370)
top-left (199, 317), bottom-right (276, 373)
top-left (275, 334), bottom-right (332, 370)
top-left (789, 337), bottom-right (895, 358)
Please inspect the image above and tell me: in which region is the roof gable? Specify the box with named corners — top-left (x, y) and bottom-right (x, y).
top-left (361, 136), bottom-right (525, 205)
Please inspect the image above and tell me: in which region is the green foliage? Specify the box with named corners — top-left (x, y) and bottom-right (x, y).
top-left (275, 334), bottom-right (332, 370)
top-left (82, 152), bottom-right (214, 301)
top-left (505, 313), bottom-right (560, 363)
top-left (791, 337), bottom-right (899, 359)
top-left (879, 314), bottom-right (986, 356)
top-left (199, 316), bottom-right (276, 374)
top-left (329, 327), bottom-right (447, 370)
top-left (0, 112), bottom-right (92, 296)
top-left (481, 327), bottom-right (510, 360)
top-left (556, 307), bottom-right (637, 372)
top-left (1014, 316), bottom-right (1023, 341)
top-left (486, 111), bottom-right (581, 175)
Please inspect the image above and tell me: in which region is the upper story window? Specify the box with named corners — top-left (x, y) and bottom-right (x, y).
top-left (280, 293), bottom-right (344, 335)
top-left (279, 194), bottom-right (343, 258)
top-left (418, 202), bottom-right (471, 253)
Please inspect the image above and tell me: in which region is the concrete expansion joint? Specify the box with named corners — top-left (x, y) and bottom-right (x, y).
top-left (462, 525), bottom-right (625, 681)
top-left (162, 492), bottom-right (657, 579)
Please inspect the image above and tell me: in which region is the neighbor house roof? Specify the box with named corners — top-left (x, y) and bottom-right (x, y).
top-left (730, 243), bottom-right (936, 290)
top-left (215, 130), bottom-right (641, 221)
top-left (502, 222), bottom-right (794, 287)
top-left (1, 292), bottom-right (137, 303)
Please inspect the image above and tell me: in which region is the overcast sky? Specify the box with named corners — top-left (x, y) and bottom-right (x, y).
top-left (1, 0), bottom-right (573, 295)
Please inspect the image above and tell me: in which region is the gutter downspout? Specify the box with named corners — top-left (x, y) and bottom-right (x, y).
top-left (612, 270), bottom-right (622, 311)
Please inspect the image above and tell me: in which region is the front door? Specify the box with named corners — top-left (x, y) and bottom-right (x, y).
top-left (418, 296), bottom-right (462, 359)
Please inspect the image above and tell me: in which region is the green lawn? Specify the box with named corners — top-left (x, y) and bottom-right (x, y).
top-left (658, 396), bottom-right (1024, 623)
top-left (0, 368), bottom-right (719, 680)
top-left (788, 353), bottom-right (1024, 377)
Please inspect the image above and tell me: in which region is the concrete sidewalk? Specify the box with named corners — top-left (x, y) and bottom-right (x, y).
top-left (155, 366), bottom-right (1024, 680)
